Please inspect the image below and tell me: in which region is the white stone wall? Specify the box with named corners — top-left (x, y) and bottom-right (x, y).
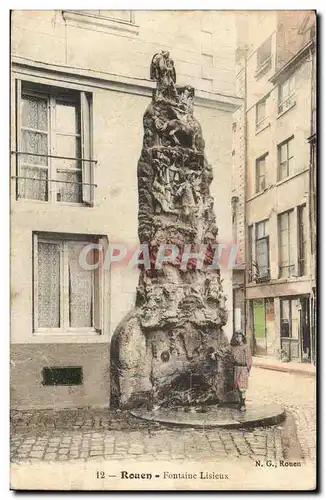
top-left (11, 10), bottom-right (236, 96)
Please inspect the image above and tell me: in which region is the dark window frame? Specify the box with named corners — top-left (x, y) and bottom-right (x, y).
top-left (280, 297), bottom-right (302, 339)
top-left (15, 80), bottom-right (94, 206)
top-left (255, 36), bottom-right (272, 76)
top-left (280, 298), bottom-right (291, 338)
top-left (32, 231), bottom-right (105, 335)
top-left (277, 136), bottom-right (295, 181)
top-left (255, 153), bottom-right (268, 193)
top-left (257, 36), bottom-right (272, 67)
top-left (252, 220), bottom-right (270, 282)
top-left (278, 209), bottom-right (296, 278)
top-left (298, 204), bottom-right (308, 276)
top-left (255, 96), bottom-right (268, 131)
top-left (278, 73), bottom-right (295, 114)
top-left (255, 235), bottom-right (270, 281)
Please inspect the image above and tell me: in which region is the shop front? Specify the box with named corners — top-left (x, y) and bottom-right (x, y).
top-left (250, 294), bottom-right (313, 363)
top-left (280, 295), bottom-right (311, 362)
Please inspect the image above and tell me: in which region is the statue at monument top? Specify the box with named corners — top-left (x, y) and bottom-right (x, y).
top-left (150, 51), bottom-right (178, 101)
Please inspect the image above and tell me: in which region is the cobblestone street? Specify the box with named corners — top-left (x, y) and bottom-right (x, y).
top-left (247, 366), bottom-right (316, 462)
top-left (10, 367), bottom-right (316, 464)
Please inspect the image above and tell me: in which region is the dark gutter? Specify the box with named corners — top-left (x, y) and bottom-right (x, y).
top-left (307, 132), bottom-right (316, 144)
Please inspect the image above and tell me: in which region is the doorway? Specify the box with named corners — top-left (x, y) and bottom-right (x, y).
top-left (252, 298), bottom-right (275, 356)
top-left (301, 297), bottom-right (311, 362)
top-left (280, 296), bottom-right (311, 362)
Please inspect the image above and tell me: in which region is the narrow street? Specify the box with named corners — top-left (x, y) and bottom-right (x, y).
top-left (10, 367), bottom-right (316, 464)
top-left (247, 367), bottom-right (316, 461)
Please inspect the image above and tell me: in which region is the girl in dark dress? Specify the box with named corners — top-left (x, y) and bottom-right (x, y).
top-left (230, 331), bottom-right (252, 411)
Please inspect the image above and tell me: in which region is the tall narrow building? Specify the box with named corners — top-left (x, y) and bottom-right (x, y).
top-left (233, 11), bottom-right (316, 364)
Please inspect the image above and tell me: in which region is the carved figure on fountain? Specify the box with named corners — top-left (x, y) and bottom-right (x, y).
top-left (150, 51), bottom-right (178, 102)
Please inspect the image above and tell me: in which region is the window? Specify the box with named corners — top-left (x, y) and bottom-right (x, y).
top-left (256, 220), bottom-right (268, 239)
top-left (249, 221), bottom-right (269, 282)
top-left (82, 10), bottom-right (133, 23)
top-left (62, 10), bottom-right (138, 35)
top-left (255, 220), bottom-right (269, 280)
top-left (278, 136), bottom-right (295, 181)
top-left (298, 205), bottom-right (308, 276)
top-left (42, 367), bottom-right (83, 386)
top-left (278, 210), bottom-right (296, 278)
top-left (16, 81), bottom-right (94, 205)
top-left (256, 97), bottom-right (268, 131)
top-left (278, 74), bottom-right (295, 114)
top-left (280, 297), bottom-right (302, 360)
top-left (256, 37), bottom-right (272, 74)
top-left (33, 233), bottom-right (104, 334)
top-left (280, 298), bottom-right (300, 339)
top-left (255, 153), bottom-right (267, 193)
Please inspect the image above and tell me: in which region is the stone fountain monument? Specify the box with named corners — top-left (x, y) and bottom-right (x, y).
top-left (110, 51), bottom-right (234, 410)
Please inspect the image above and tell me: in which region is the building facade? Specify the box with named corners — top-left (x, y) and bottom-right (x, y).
top-left (233, 11), bottom-right (316, 364)
top-left (10, 10), bottom-right (241, 409)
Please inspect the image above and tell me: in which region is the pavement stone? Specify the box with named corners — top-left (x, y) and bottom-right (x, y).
top-left (10, 367), bottom-right (315, 464)
top-left (246, 367), bottom-right (316, 462)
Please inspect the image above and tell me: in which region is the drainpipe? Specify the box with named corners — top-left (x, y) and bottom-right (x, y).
top-left (243, 50), bottom-right (249, 347)
top-left (308, 45), bottom-right (315, 267)
top-left (307, 42), bottom-right (316, 364)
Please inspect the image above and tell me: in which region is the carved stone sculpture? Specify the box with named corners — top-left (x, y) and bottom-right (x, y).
top-left (111, 52), bottom-right (232, 409)
top-left (150, 51), bottom-right (178, 102)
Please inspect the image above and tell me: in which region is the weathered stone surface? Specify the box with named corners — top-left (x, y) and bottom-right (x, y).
top-left (111, 52), bottom-right (231, 408)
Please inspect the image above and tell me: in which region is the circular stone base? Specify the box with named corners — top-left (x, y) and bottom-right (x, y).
top-left (130, 402), bottom-right (285, 429)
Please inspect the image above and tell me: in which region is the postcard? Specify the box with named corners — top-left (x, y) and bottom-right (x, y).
top-left (10, 9), bottom-right (317, 491)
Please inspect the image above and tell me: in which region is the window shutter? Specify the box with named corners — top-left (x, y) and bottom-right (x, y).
top-left (80, 92), bottom-right (92, 205)
top-left (93, 237), bottom-right (107, 334)
top-left (15, 79), bottom-right (22, 198)
top-left (32, 233), bottom-right (38, 332)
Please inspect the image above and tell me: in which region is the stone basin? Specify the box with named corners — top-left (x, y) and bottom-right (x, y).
top-left (130, 402), bottom-right (285, 429)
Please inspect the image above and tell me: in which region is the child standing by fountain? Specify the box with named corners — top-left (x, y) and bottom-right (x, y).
top-left (230, 331), bottom-right (252, 411)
